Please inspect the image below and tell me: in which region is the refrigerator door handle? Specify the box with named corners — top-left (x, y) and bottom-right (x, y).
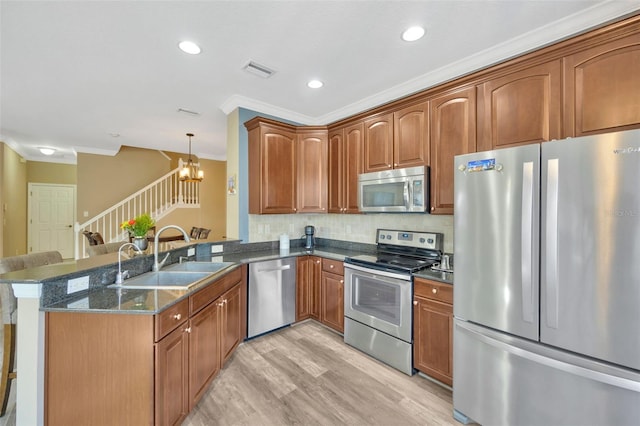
top-left (545, 158), bottom-right (560, 329)
top-left (521, 161), bottom-right (534, 323)
top-left (456, 320), bottom-right (640, 392)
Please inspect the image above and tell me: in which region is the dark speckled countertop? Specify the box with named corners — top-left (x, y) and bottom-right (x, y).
top-left (3, 239), bottom-right (452, 315)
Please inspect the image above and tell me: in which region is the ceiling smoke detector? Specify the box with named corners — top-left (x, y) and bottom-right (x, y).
top-left (242, 61), bottom-right (276, 79)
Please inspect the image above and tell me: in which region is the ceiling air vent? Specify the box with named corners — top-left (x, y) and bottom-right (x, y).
top-left (243, 61), bottom-right (276, 79)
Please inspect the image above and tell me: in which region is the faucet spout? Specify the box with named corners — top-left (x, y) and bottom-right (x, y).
top-left (115, 243), bottom-right (143, 284)
top-left (153, 225), bottom-right (191, 271)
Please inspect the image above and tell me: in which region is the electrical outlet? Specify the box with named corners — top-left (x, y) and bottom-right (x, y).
top-left (67, 276), bottom-right (89, 294)
top-left (67, 297), bottom-right (90, 309)
top-left (211, 245), bottom-right (223, 253)
top-left (211, 256), bottom-right (223, 262)
top-left (187, 247), bottom-right (195, 256)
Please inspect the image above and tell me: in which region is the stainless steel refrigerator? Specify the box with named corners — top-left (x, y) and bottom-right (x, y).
top-left (453, 130), bottom-right (640, 426)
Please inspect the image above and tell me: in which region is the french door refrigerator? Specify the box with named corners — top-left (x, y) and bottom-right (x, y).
top-left (453, 129), bottom-right (640, 426)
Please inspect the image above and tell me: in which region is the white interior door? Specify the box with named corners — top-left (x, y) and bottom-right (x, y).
top-left (28, 183), bottom-right (76, 259)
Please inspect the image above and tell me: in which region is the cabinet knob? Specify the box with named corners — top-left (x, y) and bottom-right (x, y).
top-left (185, 327), bottom-right (191, 333)
top-left (432, 288), bottom-right (437, 294)
top-left (388, 164), bottom-right (392, 168)
top-left (173, 313), bottom-right (182, 321)
top-left (413, 300), bottom-right (418, 306)
top-left (340, 280), bottom-right (344, 284)
top-left (430, 206), bottom-right (435, 212)
top-left (218, 302), bottom-right (225, 307)
top-left (329, 264), bottom-right (334, 268)
top-left (315, 260), bottom-right (320, 264)
top-left (394, 163), bottom-right (398, 167)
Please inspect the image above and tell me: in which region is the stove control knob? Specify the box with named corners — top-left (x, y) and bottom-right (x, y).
top-left (419, 237), bottom-right (426, 243)
top-left (427, 238), bottom-right (434, 244)
top-left (386, 234), bottom-right (392, 239)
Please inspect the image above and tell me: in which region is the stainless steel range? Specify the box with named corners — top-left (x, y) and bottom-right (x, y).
top-left (344, 229), bottom-right (443, 375)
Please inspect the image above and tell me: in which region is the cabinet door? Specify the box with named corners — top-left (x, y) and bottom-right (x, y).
top-left (297, 130), bottom-right (328, 213)
top-left (221, 283), bottom-right (243, 365)
top-left (343, 122), bottom-right (364, 213)
top-left (478, 60), bottom-right (561, 150)
top-left (364, 113), bottom-right (394, 172)
top-left (429, 87), bottom-right (477, 214)
top-left (188, 301), bottom-right (220, 408)
top-left (156, 324), bottom-right (189, 426)
top-left (296, 256), bottom-right (321, 320)
top-left (413, 296), bottom-right (453, 386)
top-left (563, 31), bottom-right (640, 137)
top-left (394, 102), bottom-right (429, 169)
top-left (321, 271), bottom-right (344, 333)
top-left (327, 129), bottom-right (344, 213)
top-left (248, 123), bottom-right (297, 214)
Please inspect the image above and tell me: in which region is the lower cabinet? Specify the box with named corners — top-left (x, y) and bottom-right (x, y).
top-left (45, 265), bottom-right (247, 426)
top-left (296, 255), bottom-right (321, 321)
top-left (320, 258), bottom-right (344, 333)
top-left (413, 277), bottom-right (453, 386)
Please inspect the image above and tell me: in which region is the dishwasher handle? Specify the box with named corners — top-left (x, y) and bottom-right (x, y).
top-left (257, 265), bottom-right (291, 273)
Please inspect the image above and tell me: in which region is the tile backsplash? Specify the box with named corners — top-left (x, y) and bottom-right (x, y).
top-left (249, 213), bottom-right (454, 253)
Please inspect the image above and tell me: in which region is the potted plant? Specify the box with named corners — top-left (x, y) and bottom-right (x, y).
top-left (121, 213), bottom-right (155, 250)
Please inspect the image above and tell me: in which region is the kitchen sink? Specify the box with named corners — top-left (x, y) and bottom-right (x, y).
top-left (109, 271), bottom-right (213, 290)
top-left (163, 261), bottom-right (235, 273)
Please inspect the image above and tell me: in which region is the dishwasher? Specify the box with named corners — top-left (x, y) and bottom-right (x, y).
top-left (247, 257), bottom-right (296, 338)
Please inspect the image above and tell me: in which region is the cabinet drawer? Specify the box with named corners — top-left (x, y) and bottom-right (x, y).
top-left (190, 267), bottom-right (242, 314)
top-left (414, 278), bottom-right (452, 304)
top-left (322, 258), bottom-right (344, 275)
top-left (155, 298), bottom-right (189, 341)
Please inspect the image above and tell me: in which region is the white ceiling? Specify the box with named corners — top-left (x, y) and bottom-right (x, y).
top-left (1, 1), bottom-right (638, 164)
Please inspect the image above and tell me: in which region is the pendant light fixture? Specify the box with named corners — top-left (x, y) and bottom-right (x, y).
top-left (179, 133), bottom-right (204, 182)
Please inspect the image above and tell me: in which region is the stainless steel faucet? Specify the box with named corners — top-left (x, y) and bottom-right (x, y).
top-left (115, 242), bottom-right (143, 285)
top-left (152, 225), bottom-right (191, 271)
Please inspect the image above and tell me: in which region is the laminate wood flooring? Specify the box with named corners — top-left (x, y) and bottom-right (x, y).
top-left (184, 321), bottom-right (457, 426)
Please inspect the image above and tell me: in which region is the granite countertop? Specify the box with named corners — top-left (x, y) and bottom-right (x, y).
top-left (5, 241), bottom-right (452, 315)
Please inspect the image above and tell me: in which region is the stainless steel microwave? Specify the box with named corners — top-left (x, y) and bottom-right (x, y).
top-left (358, 166), bottom-right (429, 213)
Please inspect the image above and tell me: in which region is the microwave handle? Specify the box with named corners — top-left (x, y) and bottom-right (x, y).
top-left (404, 181), bottom-right (410, 208)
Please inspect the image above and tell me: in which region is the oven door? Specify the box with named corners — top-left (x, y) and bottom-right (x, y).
top-left (344, 263), bottom-right (413, 342)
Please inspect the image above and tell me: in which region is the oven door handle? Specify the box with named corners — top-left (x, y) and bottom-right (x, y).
top-left (344, 263), bottom-right (412, 281)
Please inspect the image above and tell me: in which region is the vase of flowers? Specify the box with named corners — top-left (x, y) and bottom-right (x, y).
top-left (121, 213), bottom-right (155, 251)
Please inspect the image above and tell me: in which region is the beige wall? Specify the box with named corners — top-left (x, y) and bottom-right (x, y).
top-left (1, 144), bottom-right (28, 256)
top-left (27, 161), bottom-right (76, 185)
top-left (77, 146), bottom-right (172, 218)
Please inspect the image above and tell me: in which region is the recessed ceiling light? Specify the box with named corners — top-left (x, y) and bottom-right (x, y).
top-left (307, 80), bottom-right (323, 89)
top-left (39, 147), bottom-right (56, 156)
top-left (402, 26), bottom-right (425, 42)
top-left (178, 40), bottom-right (201, 55)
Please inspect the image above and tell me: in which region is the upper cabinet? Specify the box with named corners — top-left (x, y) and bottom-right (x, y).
top-left (429, 86), bottom-right (477, 215)
top-left (477, 60), bottom-right (562, 151)
top-left (246, 118), bottom-right (297, 214)
top-left (363, 113), bottom-right (394, 172)
top-left (363, 102), bottom-right (429, 173)
top-left (563, 31), bottom-right (640, 137)
top-left (394, 102), bottom-right (430, 169)
top-left (246, 117), bottom-right (327, 214)
top-left (297, 128), bottom-right (328, 213)
top-left (328, 122), bottom-right (363, 214)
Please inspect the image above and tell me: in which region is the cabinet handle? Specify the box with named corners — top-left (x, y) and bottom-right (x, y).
top-left (173, 313), bottom-right (182, 321)
top-left (413, 300), bottom-right (418, 306)
top-left (185, 327), bottom-right (191, 333)
top-left (432, 288), bottom-right (437, 294)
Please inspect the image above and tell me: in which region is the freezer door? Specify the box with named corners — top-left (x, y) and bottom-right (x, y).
top-left (541, 130), bottom-right (640, 370)
top-left (454, 144), bottom-right (540, 340)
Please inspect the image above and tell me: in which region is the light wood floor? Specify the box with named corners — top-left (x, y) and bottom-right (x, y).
top-left (184, 321), bottom-right (457, 426)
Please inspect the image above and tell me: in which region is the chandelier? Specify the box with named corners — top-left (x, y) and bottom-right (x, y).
top-left (179, 133), bottom-right (204, 182)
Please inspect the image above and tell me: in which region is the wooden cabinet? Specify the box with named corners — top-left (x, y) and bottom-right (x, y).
top-left (563, 31), bottom-right (640, 137)
top-left (296, 255), bottom-right (321, 321)
top-left (296, 128), bottom-right (328, 213)
top-left (477, 60), bottom-right (562, 151)
top-left (320, 258), bottom-right (344, 333)
top-left (364, 113), bottom-right (394, 172)
top-left (429, 87), bottom-right (477, 214)
top-left (363, 103), bottom-right (429, 173)
top-left (45, 266), bottom-right (247, 426)
top-left (394, 102), bottom-right (430, 169)
top-left (246, 117), bottom-right (328, 214)
top-left (413, 278), bottom-right (453, 386)
top-left (328, 122), bottom-right (364, 213)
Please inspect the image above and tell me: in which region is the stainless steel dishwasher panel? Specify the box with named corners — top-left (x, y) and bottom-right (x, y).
top-left (247, 257), bottom-right (296, 338)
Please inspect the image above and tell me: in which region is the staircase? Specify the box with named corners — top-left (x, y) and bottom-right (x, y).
top-left (75, 161), bottom-right (200, 258)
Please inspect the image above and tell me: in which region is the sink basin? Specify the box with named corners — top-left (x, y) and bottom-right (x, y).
top-left (164, 261), bottom-right (235, 273)
top-left (110, 271), bottom-right (212, 290)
